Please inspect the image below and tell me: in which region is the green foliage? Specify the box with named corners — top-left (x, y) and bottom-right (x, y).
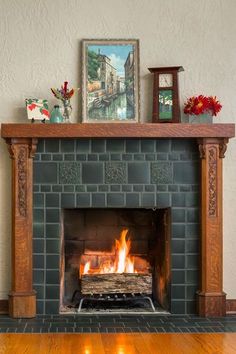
top-left (88, 50), bottom-right (99, 81)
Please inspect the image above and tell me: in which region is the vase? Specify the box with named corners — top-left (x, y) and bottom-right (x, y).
top-left (62, 99), bottom-right (72, 123)
top-left (187, 113), bottom-right (213, 124)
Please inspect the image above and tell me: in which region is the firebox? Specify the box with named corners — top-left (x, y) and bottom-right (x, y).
top-left (60, 208), bottom-right (171, 313)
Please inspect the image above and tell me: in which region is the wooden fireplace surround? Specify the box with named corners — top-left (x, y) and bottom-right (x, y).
top-left (1, 123), bottom-right (235, 318)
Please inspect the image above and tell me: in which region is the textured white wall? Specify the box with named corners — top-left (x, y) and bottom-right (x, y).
top-left (0, 0), bottom-right (236, 299)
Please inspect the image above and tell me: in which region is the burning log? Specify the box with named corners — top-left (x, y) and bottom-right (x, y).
top-left (81, 273), bottom-right (152, 295)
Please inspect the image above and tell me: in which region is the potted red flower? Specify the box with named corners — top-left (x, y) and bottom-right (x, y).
top-left (183, 95), bottom-right (222, 123)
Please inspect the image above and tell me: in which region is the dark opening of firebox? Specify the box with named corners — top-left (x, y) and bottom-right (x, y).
top-left (60, 208), bottom-right (171, 313)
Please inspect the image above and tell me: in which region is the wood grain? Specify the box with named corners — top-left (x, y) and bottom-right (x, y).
top-left (6, 138), bottom-right (37, 318)
top-left (1, 123), bottom-right (235, 139)
top-left (0, 333), bottom-right (236, 354)
top-left (197, 138), bottom-right (227, 317)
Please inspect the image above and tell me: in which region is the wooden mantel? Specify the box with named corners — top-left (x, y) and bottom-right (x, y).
top-left (1, 123), bottom-right (235, 318)
top-left (1, 123), bottom-right (235, 139)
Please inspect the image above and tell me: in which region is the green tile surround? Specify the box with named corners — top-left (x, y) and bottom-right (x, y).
top-left (33, 138), bottom-right (200, 315)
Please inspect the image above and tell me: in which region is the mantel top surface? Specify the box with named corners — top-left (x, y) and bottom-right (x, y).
top-left (1, 123), bottom-right (235, 139)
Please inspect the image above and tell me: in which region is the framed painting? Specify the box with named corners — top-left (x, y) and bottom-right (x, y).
top-left (82, 39), bottom-right (140, 123)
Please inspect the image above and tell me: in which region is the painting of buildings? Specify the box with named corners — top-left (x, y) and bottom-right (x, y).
top-left (82, 40), bottom-right (139, 122)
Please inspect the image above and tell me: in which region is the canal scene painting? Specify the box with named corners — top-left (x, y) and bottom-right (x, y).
top-left (82, 39), bottom-right (139, 122)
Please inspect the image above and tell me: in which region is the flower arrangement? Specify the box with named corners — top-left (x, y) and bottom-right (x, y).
top-left (51, 81), bottom-right (77, 122)
top-left (184, 95), bottom-right (222, 116)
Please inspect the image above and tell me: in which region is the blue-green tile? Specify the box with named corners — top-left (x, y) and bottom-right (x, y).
top-left (172, 285), bottom-right (185, 299)
top-left (45, 301), bottom-right (59, 314)
top-left (33, 270), bottom-right (44, 284)
top-left (126, 140), bottom-right (140, 152)
top-left (145, 185), bottom-right (155, 192)
top-left (156, 153), bottom-right (168, 160)
top-left (46, 285), bottom-right (60, 299)
top-left (61, 194), bottom-right (75, 208)
top-left (52, 185), bottom-right (63, 192)
top-left (186, 193), bottom-right (199, 207)
top-left (171, 139), bottom-right (197, 152)
top-left (82, 163), bottom-right (103, 184)
top-left (34, 285), bottom-right (44, 299)
top-left (145, 154), bottom-right (156, 161)
top-left (186, 239), bottom-right (199, 253)
top-left (172, 224), bottom-right (185, 238)
top-left (141, 140), bottom-right (155, 152)
top-left (110, 185), bottom-right (121, 192)
top-left (33, 255), bottom-right (44, 269)
top-left (156, 193), bottom-right (170, 208)
top-left (33, 224), bottom-right (44, 238)
top-left (64, 185), bottom-right (74, 192)
top-left (173, 162), bottom-right (199, 184)
top-left (64, 154), bottom-right (75, 161)
top-left (171, 301), bottom-right (186, 315)
top-left (151, 162), bottom-right (173, 184)
top-left (33, 209), bottom-right (44, 223)
top-left (122, 185), bottom-right (132, 192)
top-left (75, 185), bottom-right (86, 192)
top-left (87, 185), bottom-right (97, 192)
top-left (126, 193), bottom-right (140, 207)
top-left (46, 240), bottom-right (60, 254)
top-left (76, 193), bottom-right (91, 207)
top-left (156, 185), bottom-right (168, 192)
top-left (91, 140), bottom-right (105, 153)
top-left (46, 194), bottom-right (59, 208)
top-left (46, 255), bottom-right (59, 269)
top-left (168, 153), bottom-right (179, 161)
top-left (92, 193), bottom-right (106, 207)
top-left (156, 140), bottom-right (170, 152)
top-left (105, 162), bottom-right (126, 184)
top-left (133, 185), bottom-right (143, 192)
top-left (98, 185), bottom-right (109, 192)
top-left (34, 163), bottom-right (57, 184)
top-left (186, 270), bottom-right (198, 284)
top-left (76, 140), bottom-right (90, 153)
top-left (128, 162), bottom-right (150, 184)
top-left (53, 154), bottom-right (63, 161)
top-left (41, 154), bottom-right (52, 161)
top-left (141, 193), bottom-right (155, 207)
top-left (88, 154), bottom-right (98, 161)
top-left (76, 154), bottom-right (87, 161)
top-left (187, 209), bottom-right (199, 223)
top-left (61, 139), bottom-right (75, 152)
top-left (172, 255), bottom-right (185, 269)
top-left (33, 239), bottom-right (44, 253)
top-left (134, 154), bottom-right (145, 161)
top-left (33, 193), bottom-right (44, 208)
top-left (106, 139), bottom-right (124, 152)
top-left (59, 162), bottom-right (81, 184)
top-left (46, 209), bottom-right (60, 223)
top-left (172, 239), bottom-right (185, 253)
top-left (172, 270), bottom-right (185, 284)
top-left (122, 154), bottom-right (133, 161)
top-left (46, 224), bottom-right (60, 238)
top-left (186, 255), bottom-right (199, 269)
top-left (186, 224), bottom-right (199, 238)
top-left (37, 139), bottom-right (45, 153)
top-left (111, 154), bottom-right (121, 161)
top-left (45, 139), bottom-right (60, 152)
top-left (172, 208), bottom-right (186, 223)
top-left (99, 154), bottom-right (109, 161)
top-left (172, 194), bottom-right (186, 207)
top-left (46, 270), bottom-right (59, 284)
top-left (107, 193), bottom-right (125, 206)
top-left (41, 185), bottom-right (51, 192)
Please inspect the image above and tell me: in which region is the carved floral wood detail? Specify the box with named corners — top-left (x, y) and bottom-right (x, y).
top-left (17, 147), bottom-right (27, 217)
top-left (208, 146), bottom-right (217, 218)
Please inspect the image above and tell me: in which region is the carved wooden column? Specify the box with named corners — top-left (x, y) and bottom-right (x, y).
top-left (197, 138), bottom-right (228, 317)
top-left (6, 138), bottom-right (38, 318)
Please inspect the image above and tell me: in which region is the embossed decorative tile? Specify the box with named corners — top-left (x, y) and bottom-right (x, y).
top-left (151, 162), bottom-right (173, 184)
top-left (59, 162), bottom-right (81, 184)
top-left (105, 162), bottom-right (126, 184)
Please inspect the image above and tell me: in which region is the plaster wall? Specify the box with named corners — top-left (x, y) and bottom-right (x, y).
top-left (0, 0), bottom-right (236, 299)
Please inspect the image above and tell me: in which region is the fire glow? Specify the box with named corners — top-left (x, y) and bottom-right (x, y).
top-left (80, 229), bottom-right (137, 275)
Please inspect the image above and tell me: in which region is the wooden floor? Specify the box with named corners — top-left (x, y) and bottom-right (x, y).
top-left (0, 333), bottom-right (236, 353)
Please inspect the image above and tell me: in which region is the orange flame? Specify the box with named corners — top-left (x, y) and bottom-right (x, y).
top-left (81, 229), bottom-right (137, 275)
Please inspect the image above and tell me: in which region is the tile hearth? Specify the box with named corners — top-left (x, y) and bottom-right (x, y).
top-left (0, 315), bottom-right (236, 333)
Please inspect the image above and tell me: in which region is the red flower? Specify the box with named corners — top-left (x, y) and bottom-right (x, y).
top-left (184, 95), bottom-right (222, 116)
top-left (207, 96), bottom-right (222, 116)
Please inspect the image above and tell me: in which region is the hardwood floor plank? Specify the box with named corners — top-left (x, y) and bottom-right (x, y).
top-left (0, 333), bottom-right (236, 354)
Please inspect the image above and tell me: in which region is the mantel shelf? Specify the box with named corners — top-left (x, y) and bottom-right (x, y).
top-left (1, 123), bottom-right (235, 139)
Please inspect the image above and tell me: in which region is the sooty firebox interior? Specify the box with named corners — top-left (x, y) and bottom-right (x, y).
top-left (60, 208), bottom-right (171, 313)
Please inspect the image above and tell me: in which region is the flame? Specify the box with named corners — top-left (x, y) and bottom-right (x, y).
top-left (81, 229), bottom-right (137, 275)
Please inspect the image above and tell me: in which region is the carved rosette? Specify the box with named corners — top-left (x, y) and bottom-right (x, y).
top-left (208, 146), bottom-right (217, 218)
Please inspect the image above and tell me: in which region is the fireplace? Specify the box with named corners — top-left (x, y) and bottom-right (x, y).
top-left (1, 123), bottom-right (234, 318)
top-left (60, 208), bottom-right (171, 313)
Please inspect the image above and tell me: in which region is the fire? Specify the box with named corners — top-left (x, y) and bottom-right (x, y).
top-left (81, 229), bottom-right (137, 275)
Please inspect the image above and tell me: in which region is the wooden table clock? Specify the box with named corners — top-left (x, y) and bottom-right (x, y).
top-left (148, 66), bottom-right (184, 123)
